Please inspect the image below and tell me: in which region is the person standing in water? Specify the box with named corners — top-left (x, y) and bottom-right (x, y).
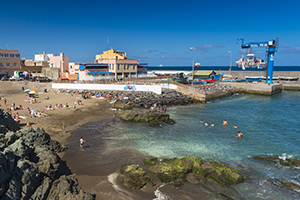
top-left (237, 131), bottom-right (243, 138)
top-left (79, 137), bottom-right (85, 151)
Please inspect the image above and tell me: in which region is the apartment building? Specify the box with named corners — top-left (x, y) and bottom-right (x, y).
top-left (0, 49), bottom-right (21, 76)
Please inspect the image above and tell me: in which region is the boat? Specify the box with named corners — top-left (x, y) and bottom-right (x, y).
top-left (245, 76), bottom-right (262, 82)
top-left (236, 48), bottom-right (266, 70)
top-left (278, 76), bottom-right (299, 81)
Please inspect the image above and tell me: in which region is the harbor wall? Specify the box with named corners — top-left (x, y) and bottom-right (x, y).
top-left (51, 83), bottom-right (162, 94)
top-left (214, 70), bottom-right (300, 79)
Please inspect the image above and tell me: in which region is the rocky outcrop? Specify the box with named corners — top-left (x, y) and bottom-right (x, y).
top-left (55, 89), bottom-right (194, 108)
top-left (253, 155), bottom-right (300, 168)
top-left (117, 110), bottom-right (175, 126)
top-left (144, 156), bottom-right (243, 186)
top-left (120, 156), bottom-right (244, 199)
top-left (120, 164), bottom-right (155, 189)
top-left (0, 109), bottom-right (94, 200)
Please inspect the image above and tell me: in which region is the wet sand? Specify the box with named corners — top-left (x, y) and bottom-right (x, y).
top-left (0, 81), bottom-right (157, 199)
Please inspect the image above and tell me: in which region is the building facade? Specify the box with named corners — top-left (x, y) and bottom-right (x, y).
top-left (0, 49), bottom-right (21, 76)
top-left (94, 49), bottom-right (147, 80)
top-left (34, 52), bottom-right (54, 61)
top-left (49, 53), bottom-right (69, 77)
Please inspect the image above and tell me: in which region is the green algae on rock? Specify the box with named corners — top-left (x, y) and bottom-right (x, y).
top-left (117, 110), bottom-right (175, 126)
top-left (253, 155), bottom-right (300, 167)
top-left (144, 156), bottom-right (243, 186)
top-left (120, 164), bottom-right (155, 189)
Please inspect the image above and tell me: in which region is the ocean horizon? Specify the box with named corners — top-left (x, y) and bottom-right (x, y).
top-left (148, 66), bottom-right (300, 71)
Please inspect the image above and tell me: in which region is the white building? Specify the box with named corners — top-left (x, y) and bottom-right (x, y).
top-left (34, 52), bottom-right (54, 61)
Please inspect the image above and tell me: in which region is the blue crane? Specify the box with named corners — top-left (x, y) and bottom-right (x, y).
top-left (237, 38), bottom-right (279, 84)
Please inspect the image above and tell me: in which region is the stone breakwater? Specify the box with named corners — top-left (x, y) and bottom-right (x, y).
top-left (54, 88), bottom-right (195, 108)
top-left (0, 109), bottom-right (94, 200)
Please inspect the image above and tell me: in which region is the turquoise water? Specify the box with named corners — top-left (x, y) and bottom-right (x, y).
top-left (116, 91), bottom-right (300, 199)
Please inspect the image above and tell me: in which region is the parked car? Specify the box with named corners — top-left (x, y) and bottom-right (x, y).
top-left (33, 76), bottom-right (52, 82)
top-left (1, 75), bottom-right (9, 81)
top-left (9, 76), bottom-right (21, 81)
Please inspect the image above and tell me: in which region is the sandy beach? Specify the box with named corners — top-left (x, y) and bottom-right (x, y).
top-left (0, 81), bottom-right (158, 199)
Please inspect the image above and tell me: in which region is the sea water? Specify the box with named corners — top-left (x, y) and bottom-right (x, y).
top-left (116, 91), bottom-right (300, 199)
top-left (65, 91), bottom-right (300, 199)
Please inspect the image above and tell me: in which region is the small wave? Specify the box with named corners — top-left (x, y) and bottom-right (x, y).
top-left (278, 153), bottom-right (293, 161)
top-left (153, 184), bottom-right (170, 200)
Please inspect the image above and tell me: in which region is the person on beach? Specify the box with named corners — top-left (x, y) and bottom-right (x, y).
top-left (237, 131), bottom-right (243, 138)
top-left (62, 121), bottom-right (66, 133)
top-left (233, 125), bottom-right (238, 129)
top-left (79, 137), bottom-right (85, 151)
top-left (25, 122), bottom-right (30, 127)
top-left (223, 119), bottom-right (228, 126)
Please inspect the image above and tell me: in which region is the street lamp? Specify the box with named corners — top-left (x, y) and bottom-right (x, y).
top-left (190, 47), bottom-right (195, 86)
top-left (228, 51), bottom-right (232, 75)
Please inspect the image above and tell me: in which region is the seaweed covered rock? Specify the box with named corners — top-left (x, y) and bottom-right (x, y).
top-left (120, 164), bottom-right (155, 189)
top-left (117, 110), bottom-right (175, 126)
top-left (144, 156), bottom-right (243, 186)
top-left (253, 155), bottom-right (300, 168)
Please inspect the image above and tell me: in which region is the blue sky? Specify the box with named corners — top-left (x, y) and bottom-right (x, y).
top-left (1, 0), bottom-right (300, 66)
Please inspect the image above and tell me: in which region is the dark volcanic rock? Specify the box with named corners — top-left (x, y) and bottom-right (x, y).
top-left (0, 109), bottom-right (95, 199)
top-left (120, 164), bottom-right (155, 189)
top-left (253, 155), bottom-right (300, 168)
top-left (117, 110), bottom-right (175, 126)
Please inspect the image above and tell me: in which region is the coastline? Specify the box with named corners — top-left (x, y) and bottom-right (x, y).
top-left (0, 81), bottom-right (158, 199)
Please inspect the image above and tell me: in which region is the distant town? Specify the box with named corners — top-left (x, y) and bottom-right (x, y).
top-left (0, 48), bottom-right (148, 81)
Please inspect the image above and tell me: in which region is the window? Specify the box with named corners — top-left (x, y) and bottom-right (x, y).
top-left (0, 63), bottom-right (2, 66)
top-left (10, 54), bottom-right (14, 57)
top-left (14, 63), bottom-right (17, 66)
top-left (133, 65), bottom-right (135, 70)
top-left (6, 63), bottom-right (10, 66)
top-left (127, 64), bottom-right (130, 70)
top-left (124, 65), bottom-right (126, 70)
top-left (118, 64), bottom-right (120, 70)
top-left (112, 64), bottom-right (114, 70)
top-left (4, 54), bottom-right (9, 57)
top-left (15, 54), bottom-right (20, 58)
top-left (0, 54), bottom-right (3, 57)
top-left (110, 64), bottom-right (111, 70)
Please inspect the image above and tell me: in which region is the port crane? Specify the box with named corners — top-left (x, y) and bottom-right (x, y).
top-left (237, 38), bottom-right (279, 84)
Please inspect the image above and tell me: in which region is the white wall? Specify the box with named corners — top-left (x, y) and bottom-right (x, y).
top-left (52, 83), bottom-right (162, 94)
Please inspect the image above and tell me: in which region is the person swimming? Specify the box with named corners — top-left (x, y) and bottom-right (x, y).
top-left (223, 119), bottom-right (228, 126)
top-left (211, 123), bottom-right (215, 127)
top-left (233, 125), bottom-right (238, 129)
top-left (200, 120), bottom-right (204, 123)
top-left (237, 131), bottom-right (243, 138)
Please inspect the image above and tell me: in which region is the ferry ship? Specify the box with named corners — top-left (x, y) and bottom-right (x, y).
top-left (236, 48), bottom-right (266, 70)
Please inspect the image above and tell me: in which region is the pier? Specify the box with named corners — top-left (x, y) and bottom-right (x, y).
top-left (222, 82), bottom-right (282, 95)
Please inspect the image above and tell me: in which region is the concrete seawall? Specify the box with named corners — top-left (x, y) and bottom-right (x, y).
top-left (215, 70), bottom-right (300, 79)
top-left (222, 82), bottom-right (282, 95)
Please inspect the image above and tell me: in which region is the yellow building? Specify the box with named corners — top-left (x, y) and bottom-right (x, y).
top-left (95, 48), bottom-right (127, 61)
top-left (93, 48), bottom-right (147, 80)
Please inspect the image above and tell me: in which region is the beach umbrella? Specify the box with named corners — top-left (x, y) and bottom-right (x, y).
top-left (24, 89), bottom-right (31, 93)
top-left (31, 89), bottom-right (36, 92)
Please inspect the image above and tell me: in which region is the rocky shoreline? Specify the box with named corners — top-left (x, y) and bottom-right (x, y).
top-left (0, 109), bottom-right (94, 199)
